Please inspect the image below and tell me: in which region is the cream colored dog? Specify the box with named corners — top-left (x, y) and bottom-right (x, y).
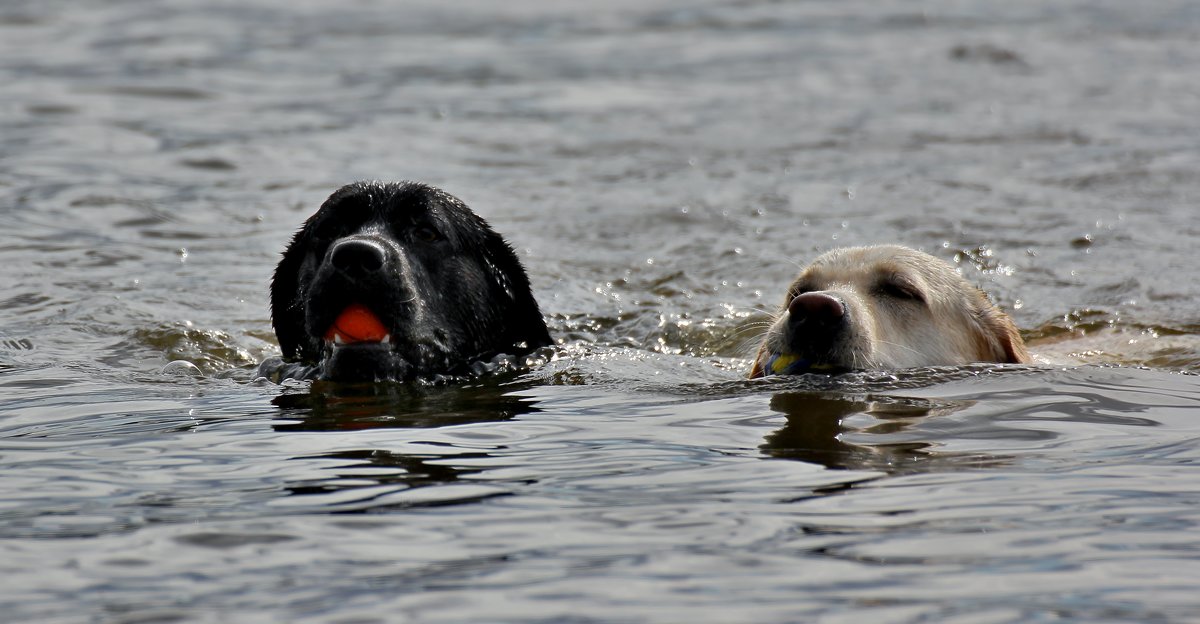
top-left (750, 245), bottom-right (1029, 377)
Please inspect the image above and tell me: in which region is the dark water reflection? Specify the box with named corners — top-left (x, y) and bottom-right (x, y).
top-left (762, 391), bottom-right (979, 471)
top-left (272, 376), bottom-right (542, 431)
top-left (271, 379), bottom-right (545, 511)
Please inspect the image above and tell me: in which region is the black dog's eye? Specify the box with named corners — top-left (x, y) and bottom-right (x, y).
top-left (878, 276), bottom-right (925, 303)
top-left (314, 198), bottom-right (371, 239)
top-left (412, 225), bottom-right (442, 243)
top-left (309, 216), bottom-right (345, 244)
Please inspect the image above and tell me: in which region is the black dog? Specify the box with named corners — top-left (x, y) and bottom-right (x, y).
top-left (260, 181), bottom-right (551, 382)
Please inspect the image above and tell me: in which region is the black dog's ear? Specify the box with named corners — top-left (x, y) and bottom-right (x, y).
top-left (269, 226), bottom-right (310, 361)
top-left (481, 233), bottom-right (553, 350)
top-left (429, 183), bottom-right (552, 352)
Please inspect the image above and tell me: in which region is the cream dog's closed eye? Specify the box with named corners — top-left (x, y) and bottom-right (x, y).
top-left (750, 245), bottom-right (1029, 377)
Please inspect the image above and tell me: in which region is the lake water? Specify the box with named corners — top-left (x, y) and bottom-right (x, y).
top-left (2, 0), bottom-right (1199, 622)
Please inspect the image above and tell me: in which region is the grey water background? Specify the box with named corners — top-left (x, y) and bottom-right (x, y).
top-left (3, 0), bottom-right (1200, 622)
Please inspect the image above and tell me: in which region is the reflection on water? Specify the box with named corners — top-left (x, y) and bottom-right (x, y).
top-left (272, 376), bottom-right (542, 431)
top-left (270, 378), bottom-right (544, 510)
top-left (762, 391), bottom-right (981, 471)
top-left (282, 448), bottom-right (508, 512)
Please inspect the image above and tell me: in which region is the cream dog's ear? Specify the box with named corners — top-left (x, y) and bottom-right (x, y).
top-left (971, 297), bottom-right (1030, 364)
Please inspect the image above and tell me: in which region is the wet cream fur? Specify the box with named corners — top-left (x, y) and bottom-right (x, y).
top-left (750, 245), bottom-right (1029, 377)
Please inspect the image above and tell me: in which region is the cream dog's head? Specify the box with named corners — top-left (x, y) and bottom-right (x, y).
top-left (750, 245), bottom-right (1029, 377)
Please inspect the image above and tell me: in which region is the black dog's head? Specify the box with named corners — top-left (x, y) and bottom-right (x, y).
top-left (268, 181), bottom-right (551, 382)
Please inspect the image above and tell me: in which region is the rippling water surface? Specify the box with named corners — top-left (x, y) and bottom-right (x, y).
top-left (2, 1), bottom-right (1199, 622)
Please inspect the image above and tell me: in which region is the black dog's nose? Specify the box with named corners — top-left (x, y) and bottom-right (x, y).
top-left (330, 239), bottom-right (386, 277)
top-left (788, 292), bottom-right (845, 327)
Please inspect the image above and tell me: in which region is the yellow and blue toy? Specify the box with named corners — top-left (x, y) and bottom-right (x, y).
top-left (763, 352), bottom-right (838, 375)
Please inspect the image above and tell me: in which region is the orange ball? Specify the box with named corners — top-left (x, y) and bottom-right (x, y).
top-left (324, 303), bottom-right (389, 343)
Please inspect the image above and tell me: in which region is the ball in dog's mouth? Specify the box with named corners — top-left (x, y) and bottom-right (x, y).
top-left (763, 352), bottom-right (840, 375)
top-left (323, 303), bottom-right (391, 346)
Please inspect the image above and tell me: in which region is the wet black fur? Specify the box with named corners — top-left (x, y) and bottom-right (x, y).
top-left (266, 181), bottom-right (551, 382)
